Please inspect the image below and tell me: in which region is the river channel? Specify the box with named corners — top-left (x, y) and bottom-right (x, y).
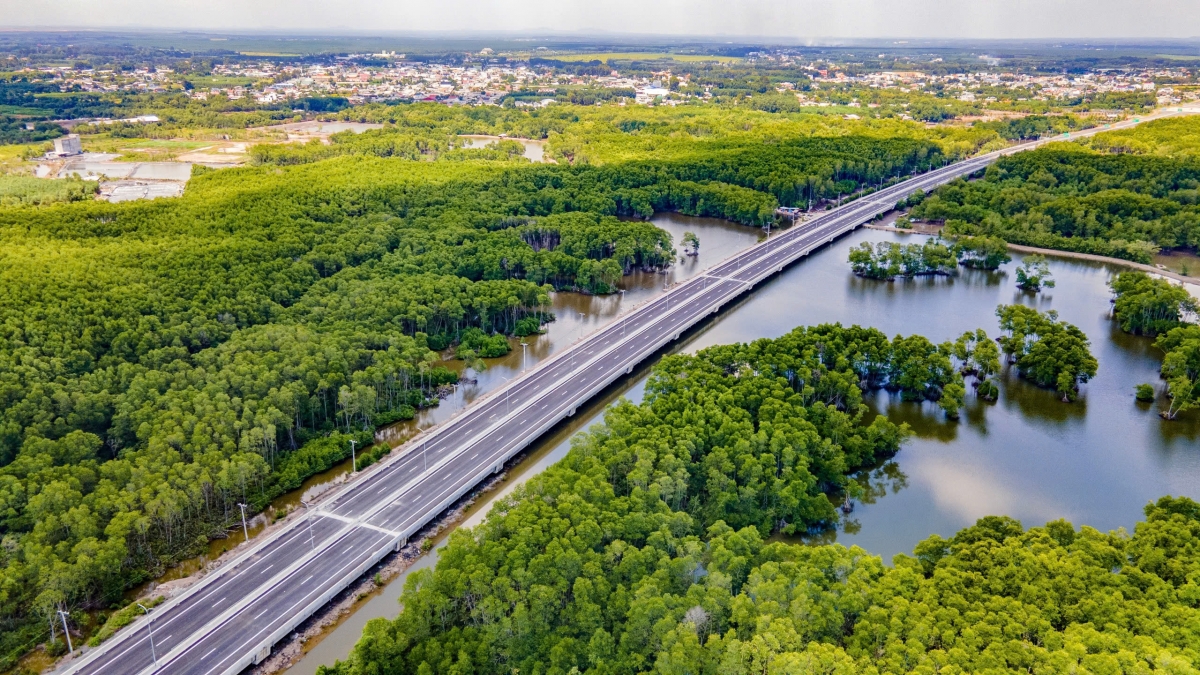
top-left (284, 218), bottom-right (1200, 675)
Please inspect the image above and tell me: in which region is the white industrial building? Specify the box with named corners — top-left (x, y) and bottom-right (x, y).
top-left (53, 134), bottom-right (82, 156)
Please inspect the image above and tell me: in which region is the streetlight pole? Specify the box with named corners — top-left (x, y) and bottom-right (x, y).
top-left (571, 312), bottom-right (586, 369)
top-left (237, 503), bottom-right (249, 543)
top-left (57, 610), bottom-right (72, 653)
top-left (301, 500), bottom-right (315, 550)
top-left (349, 439), bottom-right (357, 473)
top-left (501, 377), bottom-right (511, 415)
top-left (520, 340), bottom-right (528, 371)
top-left (137, 604), bottom-right (157, 668)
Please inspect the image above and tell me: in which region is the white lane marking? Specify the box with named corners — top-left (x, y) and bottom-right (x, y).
top-left (261, 564), bottom-right (273, 573)
top-left (194, 534), bottom-right (391, 675)
top-left (211, 597), bottom-right (225, 608)
top-left (63, 162), bottom-right (984, 672)
top-left (203, 647), bottom-right (217, 660)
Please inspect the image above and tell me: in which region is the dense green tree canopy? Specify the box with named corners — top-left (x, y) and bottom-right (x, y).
top-left (848, 240), bottom-right (956, 280)
top-left (321, 326), bottom-right (1199, 675)
top-left (1155, 325), bottom-right (1200, 420)
top-left (912, 144), bottom-right (1200, 263)
top-left (1110, 271), bottom-right (1198, 336)
top-left (0, 112), bottom-right (951, 666)
top-left (996, 304), bottom-right (1098, 401)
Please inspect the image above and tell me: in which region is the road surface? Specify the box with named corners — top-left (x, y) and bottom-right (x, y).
top-left (58, 107), bottom-right (1197, 675)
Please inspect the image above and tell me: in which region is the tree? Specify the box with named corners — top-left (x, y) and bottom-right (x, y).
top-left (1110, 271), bottom-right (1197, 336)
top-left (1015, 254), bottom-right (1055, 291)
top-left (996, 304), bottom-right (1098, 401)
top-left (847, 239), bottom-right (956, 280)
top-left (1155, 325), bottom-right (1200, 419)
top-left (953, 328), bottom-right (1002, 401)
top-left (953, 235), bottom-right (1012, 270)
top-left (681, 231), bottom-right (700, 256)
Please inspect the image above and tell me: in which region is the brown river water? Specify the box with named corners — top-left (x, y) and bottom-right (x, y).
top-left (134, 213), bottom-right (1200, 675)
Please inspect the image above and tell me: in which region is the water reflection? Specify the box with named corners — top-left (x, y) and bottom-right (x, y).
top-left (288, 224), bottom-right (1200, 672)
top-left (375, 213), bottom-right (762, 447)
top-left (678, 233), bottom-right (1200, 561)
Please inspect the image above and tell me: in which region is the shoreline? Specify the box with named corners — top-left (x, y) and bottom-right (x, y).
top-left (865, 224), bottom-right (1199, 286)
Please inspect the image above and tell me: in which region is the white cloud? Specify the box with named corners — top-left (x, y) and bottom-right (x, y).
top-left (4, 0), bottom-right (1198, 39)
top-left (912, 458), bottom-right (1072, 525)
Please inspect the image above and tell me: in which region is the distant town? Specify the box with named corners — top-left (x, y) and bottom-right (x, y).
top-left (17, 51), bottom-right (1197, 114)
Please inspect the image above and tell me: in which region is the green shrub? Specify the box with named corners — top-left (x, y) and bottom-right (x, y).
top-left (86, 595), bottom-right (165, 647)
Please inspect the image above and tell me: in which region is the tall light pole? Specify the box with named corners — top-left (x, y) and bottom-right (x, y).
top-left (237, 503), bottom-right (249, 542)
top-left (571, 312), bottom-right (586, 368)
top-left (301, 500), bottom-right (315, 550)
top-left (57, 609), bottom-right (72, 653)
top-left (137, 603), bottom-right (156, 668)
top-left (520, 340), bottom-right (528, 371)
top-left (349, 439), bottom-right (357, 473)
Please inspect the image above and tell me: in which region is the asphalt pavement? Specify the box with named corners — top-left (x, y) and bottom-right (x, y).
top-left (58, 112), bottom-right (1188, 675)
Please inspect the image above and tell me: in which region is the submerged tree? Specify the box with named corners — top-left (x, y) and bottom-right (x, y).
top-left (681, 230), bottom-right (700, 256)
top-left (1110, 271), bottom-right (1197, 336)
top-left (996, 304), bottom-right (1097, 401)
top-left (954, 235), bottom-right (1012, 270)
top-left (953, 328), bottom-right (1002, 401)
top-left (848, 239), bottom-right (956, 280)
top-left (1155, 325), bottom-right (1200, 419)
top-left (1015, 254), bottom-right (1056, 291)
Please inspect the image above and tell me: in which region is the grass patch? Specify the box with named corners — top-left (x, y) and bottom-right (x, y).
top-left (0, 105), bottom-right (51, 116)
top-left (0, 174), bottom-right (97, 206)
top-left (85, 596), bottom-right (166, 648)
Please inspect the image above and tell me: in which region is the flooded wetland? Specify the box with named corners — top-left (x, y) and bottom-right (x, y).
top-left (282, 216), bottom-right (1200, 674)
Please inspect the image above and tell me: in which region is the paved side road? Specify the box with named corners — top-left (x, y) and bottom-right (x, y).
top-left (58, 109), bottom-right (1193, 675)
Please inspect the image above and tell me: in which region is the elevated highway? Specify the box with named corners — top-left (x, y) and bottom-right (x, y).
top-left (59, 108), bottom-right (1193, 675)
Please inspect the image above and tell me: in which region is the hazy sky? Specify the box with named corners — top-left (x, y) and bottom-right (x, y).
top-left (5, 0), bottom-right (1199, 39)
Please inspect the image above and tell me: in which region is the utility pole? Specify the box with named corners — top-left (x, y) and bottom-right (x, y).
top-left (57, 610), bottom-right (72, 653)
top-left (350, 439), bottom-right (357, 473)
top-left (137, 604), bottom-right (157, 667)
top-left (301, 500), bottom-right (315, 550)
top-left (237, 502), bottom-right (249, 542)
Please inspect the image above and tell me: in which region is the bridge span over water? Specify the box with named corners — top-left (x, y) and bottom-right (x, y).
top-left (58, 111), bottom-right (1179, 675)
